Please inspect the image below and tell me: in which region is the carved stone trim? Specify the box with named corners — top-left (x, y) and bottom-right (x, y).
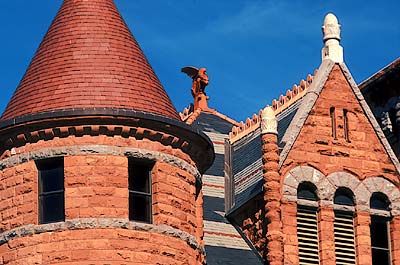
top-left (229, 72), bottom-right (315, 144)
top-left (362, 177), bottom-right (400, 216)
top-left (279, 60), bottom-right (335, 166)
top-left (0, 145), bottom-right (201, 184)
top-left (0, 110), bottom-right (214, 174)
top-left (261, 107), bottom-right (278, 135)
top-left (283, 165), bottom-right (400, 216)
top-left (0, 218), bottom-right (204, 253)
top-left (339, 62), bottom-right (400, 174)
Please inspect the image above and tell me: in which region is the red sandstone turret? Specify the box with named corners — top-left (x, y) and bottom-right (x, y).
top-left (0, 1), bottom-right (214, 264)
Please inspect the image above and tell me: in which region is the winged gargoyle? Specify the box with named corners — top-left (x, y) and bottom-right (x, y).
top-left (181, 66), bottom-right (209, 98)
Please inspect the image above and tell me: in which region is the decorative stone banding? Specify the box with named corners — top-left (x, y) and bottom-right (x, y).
top-left (0, 145), bottom-right (202, 184)
top-left (0, 109), bottom-right (214, 174)
top-left (283, 165), bottom-right (400, 215)
top-left (0, 218), bottom-right (204, 254)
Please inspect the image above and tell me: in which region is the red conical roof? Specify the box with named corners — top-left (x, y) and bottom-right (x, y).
top-left (1, 0), bottom-right (180, 121)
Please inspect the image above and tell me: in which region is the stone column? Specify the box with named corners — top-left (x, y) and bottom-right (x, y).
top-left (260, 107), bottom-right (284, 265)
top-left (354, 211), bottom-right (372, 264)
top-left (318, 204), bottom-right (336, 265)
top-left (281, 200), bottom-right (299, 264)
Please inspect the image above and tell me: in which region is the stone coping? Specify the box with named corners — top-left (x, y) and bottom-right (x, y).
top-left (0, 108), bottom-right (215, 174)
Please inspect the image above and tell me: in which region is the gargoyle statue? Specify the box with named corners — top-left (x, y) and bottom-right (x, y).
top-left (181, 66), bottom-right (209, 98)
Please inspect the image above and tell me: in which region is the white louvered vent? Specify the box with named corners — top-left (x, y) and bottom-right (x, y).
top-left (297, 207), bottom-right (320, 265)
top-left (334, 212), bottom-right (356, 265)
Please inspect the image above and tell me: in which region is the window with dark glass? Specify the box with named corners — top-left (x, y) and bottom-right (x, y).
top-left (334, 187), bottom-right (355, 206)
top-left (297, 182), bottom-right (320, 265)
top-left (334, 187), bottom-right (356, 265)
top-left (330, 107), bottom-right (337, 139)
top-left (37, 157), bottom-right (65, 224)
top-left (128, 159), bottom-right (152, 223)
top-left (343, 109), bottom-right (350, 142)
top-left (297, 182), bottom-right (318, 201)
top-left (370, 192), bottom-right (392, 265)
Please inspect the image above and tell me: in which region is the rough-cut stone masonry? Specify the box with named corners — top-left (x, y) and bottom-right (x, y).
top-left (0, 143), bottom-right (201, 183)
top-left (0, 133), bottom-right (207, 264)
top-left (278, 65), bottom-right (400, 264)
top-left (230, 64), bottom-right (400, 265)
top-left (0, 227), bottom-right (203, 264)
top-left (281, 65), bottom-right (399, 182)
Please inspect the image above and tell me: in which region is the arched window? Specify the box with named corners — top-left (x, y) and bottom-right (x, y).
top-left (370, 192), bottom-right (390, 211)
top-left (297, 182), bottom-right (320, 265)
top-left (334, 187), bottom-right (356, 264)
top-left (370, 192), bottom-right (392, 265)
top-left (297, 182), bottom-right (318, 201)
top-left (334, 187), bottom-right (355, 206)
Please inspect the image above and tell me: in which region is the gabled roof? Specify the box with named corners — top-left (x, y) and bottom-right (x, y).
top-left (359, 57), bottom-right (400, 91)
top-left (194, 111), bottom-right (237, 135)
top-left (1, 0), bottom-right (179, 121)
top-left (180, 105), bottom-right (238, 131)
top-left (226, 59), bottom-right (400, 214)
top-left (228, 72), bottom-right (315, 145)
top-left (279, 59), bottom-right (400, 173)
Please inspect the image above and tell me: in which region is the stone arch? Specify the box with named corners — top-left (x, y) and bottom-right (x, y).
top-left (283, 165), bottom-right (330, 201)
top-left (327, 172), bottom-right (365, 207)
top-left (363, 177), bottom-right (400, 216)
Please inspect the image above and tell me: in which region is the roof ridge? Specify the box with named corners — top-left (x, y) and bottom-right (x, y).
top-left (229, 110), bottom-right (262, 143)
top-left (279, 60), bottom-right (335, 165)
top-left (203, 108), bottom-right (239, 126)
top-left (272, 71), bottom-right (317, 114)
top-left (179, 106), bottom-right (239, 126)
top-left (359, 57), bottom-right (400, 89)
top-left (339, 63), bottom-right (400, 174)
top-left (179, 106), bottom-right (193, 122)
top-left (228, 71), bottom-right (317, 144)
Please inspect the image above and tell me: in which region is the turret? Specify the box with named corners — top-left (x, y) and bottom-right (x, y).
top-left (0, 1), bottom-right (213, 264)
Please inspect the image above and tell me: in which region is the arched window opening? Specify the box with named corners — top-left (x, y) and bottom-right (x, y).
top-left (370, 192), bottom-right (390, 211)
top-left (334, 187), bottom-right (356, 264)
top-left (297, 182), bottom-right (319, 201)
top-left (370, 192), bottom-right (392, 265)
top-left (334, 187), bottom-right (355, 206)
top-left (297, 182), bottom-right (320, 264)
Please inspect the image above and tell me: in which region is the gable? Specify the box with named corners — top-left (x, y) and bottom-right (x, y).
top-left (282, 64), bottom-right (399, 184)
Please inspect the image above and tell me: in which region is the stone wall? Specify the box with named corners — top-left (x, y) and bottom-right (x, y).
top-left (0, 133), bottom-right (205, 264)
top-left (0, 224), bottom-right (203, 264)
top-left (231, 194), bottom-right (265, 257)
top-left (281, 65), bottom-right (398, 182)
top-left (278, 65), bottom-right (400, 264)
top-left (232, 65), bottom-right (400, 264)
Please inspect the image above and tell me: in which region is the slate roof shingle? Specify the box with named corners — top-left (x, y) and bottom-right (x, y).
top-left (2, 0), bottom-right (179, 121)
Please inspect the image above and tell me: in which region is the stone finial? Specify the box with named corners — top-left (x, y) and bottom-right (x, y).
top-left (321, 13), bottom-right (343, 63)
top-left (261, 106), bottom-right (278, 135)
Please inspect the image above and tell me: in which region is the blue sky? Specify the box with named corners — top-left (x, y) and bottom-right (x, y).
top-left (0, 1), bottom-right (399, 122)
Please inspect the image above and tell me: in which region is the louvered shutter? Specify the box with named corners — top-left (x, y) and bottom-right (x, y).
top-left (297, 206), bottom-right (320, 265)
top-left (334, 211), bottom-right (356, 265)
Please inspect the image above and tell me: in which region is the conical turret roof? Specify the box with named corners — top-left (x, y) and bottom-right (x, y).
top-left (1, 0), bottom-right (180, 121)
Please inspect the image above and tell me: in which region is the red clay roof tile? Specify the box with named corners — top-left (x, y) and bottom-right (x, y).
top-left (1, 0), bottom-right (180, 121)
